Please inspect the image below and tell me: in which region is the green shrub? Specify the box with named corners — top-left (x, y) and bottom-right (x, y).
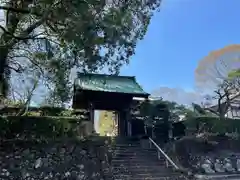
top-left (0, 116), bottom-right (83, 139)
top-left (0, 106), bottom-right (79, 116)
top-left (184, 116), bottom-right (240, 134)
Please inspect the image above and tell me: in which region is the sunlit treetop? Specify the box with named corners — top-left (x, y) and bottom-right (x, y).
top-left (195, 44), bottom-right (240, 92)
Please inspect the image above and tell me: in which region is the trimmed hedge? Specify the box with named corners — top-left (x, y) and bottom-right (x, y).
top-left (0, 116), bottom-right (85, 139)
top-left (0, 106), bottom-right (64, 116)
top-left (0, 106), bottom-right (90, 117)
top-left (184, 116), bottom-right (240, 134)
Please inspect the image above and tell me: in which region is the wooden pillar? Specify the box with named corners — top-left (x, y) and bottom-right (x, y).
top-left (127, 120), bottom-right (132, 137)
top-left (118, 104), bottom-right (131, 137)
top-left (126, 108), bottom-right (131, 137)
top-left (118, 110), bottom-right (129, 137)
top-left (89, 103), bottom-right (95, 133)
top-left (118, 110), bottom-right (125, 136)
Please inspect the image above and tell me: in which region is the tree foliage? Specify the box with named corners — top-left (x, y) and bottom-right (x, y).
top-left (192, 102), bottom-right (215, 117)
top-left (228, 69), bottom-right (240, 79)
top-left (195, 44), bottom-right (240, 93)
top-left (138, 99), bottom-right (195, 123)
top-left (0, 0), bottom-right (161, 103)
top-left (202, 79), bottom-right (240, 119)
top-left (194, 45), bottom-right (240, 119)
top-left (192, 103), bottom-right (206, 115)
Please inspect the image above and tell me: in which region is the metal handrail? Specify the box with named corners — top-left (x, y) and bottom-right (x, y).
top-left (194, 173), bottom-right (240, 179)
top-left (148, 137), bottom-right (180, 170)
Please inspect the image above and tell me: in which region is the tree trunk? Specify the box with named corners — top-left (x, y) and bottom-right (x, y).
top-left (218, 105), bottom-right (226, 120)
top-left (219, 112), bottom-right (225, 120)
top-left (0, 29), bottom-right (18, 100)
top-left (0, 47), bottom-right (9, 99)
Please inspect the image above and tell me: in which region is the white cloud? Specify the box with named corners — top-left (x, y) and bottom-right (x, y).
top-left (151, 86), bottom-right (204, 106)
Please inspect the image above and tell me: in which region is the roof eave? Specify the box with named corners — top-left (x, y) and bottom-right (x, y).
top-left (132, 93), bottom-right (150, 98)
top-left (74, 87), bottom-right (149, 97)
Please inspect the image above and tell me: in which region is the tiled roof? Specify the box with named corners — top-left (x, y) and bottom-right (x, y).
top-left (74, 73), bottom-right (149, 97)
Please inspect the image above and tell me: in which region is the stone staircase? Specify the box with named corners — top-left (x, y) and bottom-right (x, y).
top-left (110, 138), bottom-right (188, 180)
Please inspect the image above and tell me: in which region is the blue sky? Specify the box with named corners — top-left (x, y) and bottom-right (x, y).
top-left (121, 0), bottom-right (240, 94)
top-left (4, 0), bottom-right (240, 106)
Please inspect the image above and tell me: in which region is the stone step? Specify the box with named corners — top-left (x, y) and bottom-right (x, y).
top-left (112, 152), bottom-right (160, 158)
top-left (112, 157), bottom-right (164, 163)
top-left (113, 149), bottom-right (164, 154)
top-left (113, 178), bottom-right (180, 180)
top-left (112, 163), bottom-right (175, 171)
top-left (113, 147), bottom-right (145, 151)
top-left (113, 177), bottom-right (186, 180)
top-left (110, 140), bottom-right (181, 180)
top-left (113, 146), bottom-right (155, 150)
top-left (112, 144), bottom-right (140, 148)
top-left (112, 173), bottom-right (184, 179)
top-left (113, 173), bottom-right (175, 177)
top-left (113, 147), bottom-right (157, 152)
top-left (112, 158), bottom-right (165, 163)
top-left (113, 150), bottom-right (157, 156)
top-left (113, 143), bottom-right (140, 146)
top-left (112, 163), bottom-right (175, 170)
top-left (111, 163), bottom-right (165, 168)
top-left (112, 149), bottom-right (156, 154)
top-left (112, 166), bottom-right (173, 173)
top-left (112, 159), bottom-right (172, 166)
top-left (112, 149), bottom-right (145, 153)
top-left (112, 147), bottom-right (143, 150)
top-left (112, 164), bottom-right (169, 168)
top-left (105, 174), bottom-right (186, 180)
top-left (112, 165), bottom-right (170, 171)
top-left (112, 172), bottom-right (176, 176)
top-left (112, 168), bottom-right (176, 174)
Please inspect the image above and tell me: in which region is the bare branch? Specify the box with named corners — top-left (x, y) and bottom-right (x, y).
top-left (22, 0), bottom-right (64, 39)
top-left (7, 64), bottom-right (24, 73)
top-left (16, 78), bottom-right (38, 116)
top-left (0, 25), bottom-right (8, 34)
top-left (0, 6), bottom-right (40, 15)
top-left (8, 54), bottom-right (45, 75)
top-left (0, 24), bottom-right (40, 40)
top-left (0, 0), bottom-right (90, 15)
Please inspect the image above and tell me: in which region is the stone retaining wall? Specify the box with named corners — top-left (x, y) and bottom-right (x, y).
top-left (0, 138), bottom-right (113, 180)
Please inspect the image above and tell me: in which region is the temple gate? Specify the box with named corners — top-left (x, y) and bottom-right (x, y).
top-left (72, 73), bottom-right (149, 136)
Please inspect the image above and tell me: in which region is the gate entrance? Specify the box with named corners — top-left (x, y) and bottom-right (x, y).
top-left (72, 73), bottom-right (149, 137)
top-left (95, 110), bottom-right (118, 136)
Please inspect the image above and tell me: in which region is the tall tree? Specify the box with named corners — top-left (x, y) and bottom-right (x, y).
top-left (203, 79), bottom-right (239, 119)
top-left (139, 99), bottom-right (195, 122)
top-left (195, 44), bottom-right (240, 93)
top-left (0, 0), bottom-right (161, 101)
top-left (163, 101), bottom-right (196, 120)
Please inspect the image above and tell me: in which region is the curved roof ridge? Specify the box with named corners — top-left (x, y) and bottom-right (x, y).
top-left (77, 72), bottom-right (135, 79)
top-left (74, 72), bottom-right (149, 97)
